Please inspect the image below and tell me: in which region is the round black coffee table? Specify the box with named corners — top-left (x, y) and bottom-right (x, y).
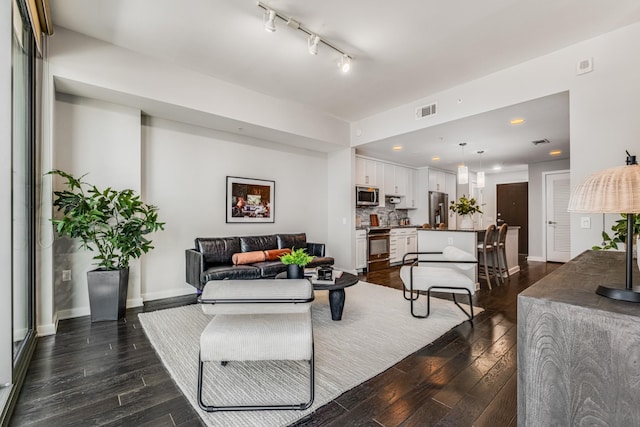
top-left (275, 271), bottom-right (359, 320)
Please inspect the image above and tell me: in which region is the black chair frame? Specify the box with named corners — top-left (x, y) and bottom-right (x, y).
top-left (401, 252), bottom-right (477, 321)
top-left (197, 343), bottom-right (315, 412)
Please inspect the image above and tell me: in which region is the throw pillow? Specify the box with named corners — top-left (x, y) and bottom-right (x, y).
top-left (263, 248), bottom-right (291, 261)
top-left (232, 251), bottom-right (266, 265)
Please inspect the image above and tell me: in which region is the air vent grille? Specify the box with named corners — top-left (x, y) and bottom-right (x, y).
top-left (416, 102), bottom-right (437, 119)
top-left (531, 138), bottom-right (550, 146)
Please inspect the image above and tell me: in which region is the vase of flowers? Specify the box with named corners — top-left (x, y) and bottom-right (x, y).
top-left (449, 195), bottom-right (482, 230)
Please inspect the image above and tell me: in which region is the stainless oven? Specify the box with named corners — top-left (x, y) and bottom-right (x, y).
top-left (367, 227), bottom-right (390, 271)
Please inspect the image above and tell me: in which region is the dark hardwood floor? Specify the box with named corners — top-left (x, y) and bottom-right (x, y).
top-left (10, 258), bottom-right (561, 426)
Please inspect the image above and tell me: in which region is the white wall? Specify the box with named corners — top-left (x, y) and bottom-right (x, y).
top-left (326, 148), bottom-right (355, 273)
top-left (528, 159), bottom-right (570, 260)
top-left (141, 117), bottom-right (329, 300)
top-left (52, 94), bottom-right (142, 319)
top-left (352, 22), bottom-right (640, 257)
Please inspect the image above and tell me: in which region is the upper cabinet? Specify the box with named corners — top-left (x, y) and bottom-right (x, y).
top-left (383, 163), bottom-right (407, 196)
top-left (355, 156), bottom-right (417, 209)
top-left (355, 157), bottom-right (380, 187)
top-left (428, 169), bottom-right (447, 192)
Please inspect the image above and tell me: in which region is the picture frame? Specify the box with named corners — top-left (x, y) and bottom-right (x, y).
top-left (226, 176), bottom-right (275, 223)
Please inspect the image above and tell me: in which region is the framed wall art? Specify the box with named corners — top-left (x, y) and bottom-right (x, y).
top-left (226, 176), bottom-right (275, 223)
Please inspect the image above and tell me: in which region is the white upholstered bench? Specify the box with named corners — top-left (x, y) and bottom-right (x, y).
top-left (197, 279), bottom-right (314, 412)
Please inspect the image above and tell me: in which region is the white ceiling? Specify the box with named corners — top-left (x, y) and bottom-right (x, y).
top-left (49, 0), bottom-right (640, 169)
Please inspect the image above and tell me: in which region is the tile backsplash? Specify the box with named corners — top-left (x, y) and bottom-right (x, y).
top-left (356, 205), bottom-right (409, 227)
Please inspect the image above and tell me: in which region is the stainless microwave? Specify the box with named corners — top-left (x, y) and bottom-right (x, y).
top-left (356, 186), bottom-right (379, 206)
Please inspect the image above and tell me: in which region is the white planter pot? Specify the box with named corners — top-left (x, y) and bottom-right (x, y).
top-left (459, 215), bottom-right (474, 230)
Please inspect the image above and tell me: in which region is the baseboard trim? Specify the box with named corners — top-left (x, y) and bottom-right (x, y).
top-left (142, 287), bottom-right (197, 302)
top-left (527, 256), bottom-right (546, 262)
top-left (57, 306), bottom-right (91, 321)
top-left (37, 312), bottom-right (59, 336)
top-left (127, 297), bottom-right (144, 308)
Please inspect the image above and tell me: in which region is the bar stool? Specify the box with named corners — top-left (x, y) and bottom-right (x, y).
top-left (477, 224), bottom-right (500, 289)
top-left (495, 223), bottom-right (510, 281)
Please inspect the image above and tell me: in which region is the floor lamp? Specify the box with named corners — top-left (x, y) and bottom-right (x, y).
top-left (567, 151), bottom-right (640, 302)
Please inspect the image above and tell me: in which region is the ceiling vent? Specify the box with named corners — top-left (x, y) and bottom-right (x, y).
top-left (531, 138), bottom-right (551, 146)
top-left (416, 102), bottom-right (437, 120)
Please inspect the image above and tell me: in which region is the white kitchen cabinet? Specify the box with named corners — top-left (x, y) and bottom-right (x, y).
top-left (355, 157), bottom-right (379, 187)
top-left (398, 168), bottom-right (417, 209)
top-left (384, 163), bottom-right (408, 196)
top-left (428, 169), bottom-right (446, 192)
top-left (390, 228), bottom-right (418, 264)
top-left (355, 230), bottom-right (367, 271)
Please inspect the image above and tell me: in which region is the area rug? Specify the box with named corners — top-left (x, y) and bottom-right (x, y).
top-left (138, 281), bottom-right (480, 426)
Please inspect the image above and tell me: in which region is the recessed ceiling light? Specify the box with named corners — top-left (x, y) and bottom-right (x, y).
top-left (510, 118), bottom-right (525, 125)
top-left (431, 156), bottom-right (440, 161)
top-left (549, 150), bottom-right (562, 156)
top-left (493, 165), bottom-right (503, 171)
top-left (392, 145), bottom-right (402, 151)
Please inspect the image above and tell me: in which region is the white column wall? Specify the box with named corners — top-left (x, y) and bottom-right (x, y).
top-left (52, 94), bottom-right (142, 319)
top-left (326, 148), bottom-right (355, 273)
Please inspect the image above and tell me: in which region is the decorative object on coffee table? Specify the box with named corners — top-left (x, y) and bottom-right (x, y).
top-left (48, 169), bottom-right (165, 321)
top-left (226, 176), bottom-right (275, 223)
top-left (279, 247), bottom-right (315, 279)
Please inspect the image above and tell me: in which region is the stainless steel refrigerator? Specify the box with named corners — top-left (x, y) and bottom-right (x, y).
top-left (429, 191), bottom-right (449, 228)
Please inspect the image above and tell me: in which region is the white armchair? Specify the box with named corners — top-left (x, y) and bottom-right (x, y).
top-left (399, 246), bottom-right (478, 320)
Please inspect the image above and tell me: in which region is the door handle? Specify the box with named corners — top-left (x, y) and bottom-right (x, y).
top-left (548, 221), bottom-right (556, 224)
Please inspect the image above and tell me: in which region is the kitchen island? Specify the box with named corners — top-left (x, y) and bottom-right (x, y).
top-left (417, 226), bottom-right (520, 277)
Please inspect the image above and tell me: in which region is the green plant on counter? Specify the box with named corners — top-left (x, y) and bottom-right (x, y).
top-left (449, 195), bottom-right (482, 215)
top-left (592, 214), bottom-right (640, 250)
top-left (47, 169), bottom-right (165, 270)
top-left (279, 247), bottom-right (315, 267)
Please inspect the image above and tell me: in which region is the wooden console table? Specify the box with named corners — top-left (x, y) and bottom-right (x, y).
top-left (518, 250), bottom-right (640, 426)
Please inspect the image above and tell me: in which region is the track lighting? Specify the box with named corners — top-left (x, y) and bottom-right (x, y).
top-left (257, 2), bottom-right (353, 72)
top-left (264, 9), bottom-right (276, 32)
top-left (308, 34), bottom-right (320, 55)
top-left (339, 55), bottom-right (351, 73)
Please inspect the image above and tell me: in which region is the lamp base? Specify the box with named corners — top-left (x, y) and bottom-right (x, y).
top-left (595, 285), bottom-right (640, 303)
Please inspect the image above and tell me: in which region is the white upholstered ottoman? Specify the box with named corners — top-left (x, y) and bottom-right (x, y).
top-left (197, 279), bottom-right (314, 412)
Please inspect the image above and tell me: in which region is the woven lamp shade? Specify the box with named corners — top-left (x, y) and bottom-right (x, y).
top-left (567, 164), bottom-right (640, 213)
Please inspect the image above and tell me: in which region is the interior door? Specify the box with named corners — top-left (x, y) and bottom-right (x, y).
top-left (497, 182), bottom-right (528, 254)
top-left (545, 172), bottom-right (571, 262)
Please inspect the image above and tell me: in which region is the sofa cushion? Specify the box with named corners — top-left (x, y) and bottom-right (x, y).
top-left (202, 264), bottom-right (261, 282)
top-left (240, 235), bottom-right (278, 253)
top-left (232, 251), bottom-right (266, 265)
top-left (264, 248), bottom-right (291, 261)
top-left (252, 260), bottom-right (288, 278)
top-left (196, 237), bottom-right (240, 265)
top-left (277, 233), bottom-right (307, 250)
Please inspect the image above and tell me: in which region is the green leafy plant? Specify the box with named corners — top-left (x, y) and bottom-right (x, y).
top-left (449, 195), bottom-right (483, 215)
top-left (592, 214), bottom-right (640, 251)
top-left (48, 169), bottom-right (165, 270)
top-left (279, 247), bottom-right (315, 267)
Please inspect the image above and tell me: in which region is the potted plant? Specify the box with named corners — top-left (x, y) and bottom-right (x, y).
top-left (593, 214), bottom-right (640, 256)
top-left (449, 195), bottom-right (482, 230)
top-left (48, 169), bottom-right (165, 321)
top-left (279, 247), bottom-right (315, 279)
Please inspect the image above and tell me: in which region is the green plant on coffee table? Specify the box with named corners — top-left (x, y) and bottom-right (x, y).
top-left (47, 169), bottom-right (165, 270)
top-left (279, 247), bottom-right (315, 267)
top-left (449, 195), bottom-right (483, 215)
top-left (593, 214), bottom-right (640, 250)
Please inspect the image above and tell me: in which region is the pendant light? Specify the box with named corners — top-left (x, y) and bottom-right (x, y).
top-left (477, 150), bottom-right (485, 188)
top-left (458, 143), bottom-right (468, 185)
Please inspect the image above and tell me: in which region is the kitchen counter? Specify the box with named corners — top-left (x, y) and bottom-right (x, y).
top-left (356, 225), bottom-right (418, 231)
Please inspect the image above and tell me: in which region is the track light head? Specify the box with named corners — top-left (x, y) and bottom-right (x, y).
top-left (308, 34), bottom-right (320, 55)
top-left (264, 9), bottom-right (276, 32)
top-left (339, 55), bottom-right (351, 73)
